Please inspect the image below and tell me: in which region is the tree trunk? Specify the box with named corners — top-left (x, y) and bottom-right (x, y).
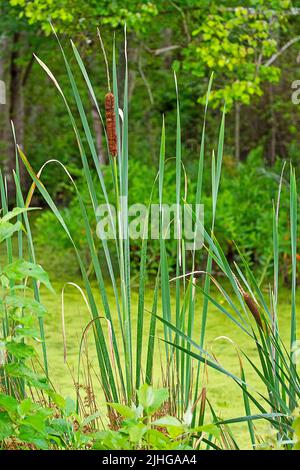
top-left (0, 35), bottom-right (7, 103)
top-left (235, 101), bottom-right (240, 162)
top-left (117, 32), bottom-right (137, 105)
top-left (128, 49), bottom-right (137, 102)
top-left (5, 32), bottom-right (27, 201)
top-left (0, 34), bottom-right (9, 168)
top-left (162, 28), bottom-right (173, 69)
top-left (269, 85), bottom-right (276, 166)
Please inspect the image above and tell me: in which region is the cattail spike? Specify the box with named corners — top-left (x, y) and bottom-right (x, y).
top-left (243, 292), bottom-right (263, 329)
top-left (105, 92), bottom-right (117, 157)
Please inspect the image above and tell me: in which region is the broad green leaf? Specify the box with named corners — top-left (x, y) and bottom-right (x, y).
top-left (0, 392), bottom-right (18, 413)
top-left (47, 391), bottom-right (66, 410)
top-left (193, 423), bottom-right (220, 438)
top-left (18, 425), bottom-right (49, 450)
top-left (15, 325), bottom-right (40, 340)
top-left (153, 415), bottom-right (185, 439)
top-left (145, 428), bottom-right (169, 449)
top-left (137, 383), bottom-right (155, 409)
top-left (128, 423), bottom-right (147, 443)
top-left (0, 412), bottom-right (13, 440)
top-left (137, 383), bottom-right (168, 414)
top-left (4, 363), bottom-right (49, 390)
top-left (3, 260), bottom-right (54, 292)
top-left (108, 402), bottom-right (136, 420)
top-left (22, 408), bottom-right (53, 433)
top-left (0, 221), bottom-right (23, 243)
top-left (153, 415), bottom-right (182, 427)
top-left (48, 417), bottom-right (73, 436)
top-left (5, 341), bottom-right (35, 360)
top-left (65, 397), bottom-right (76, 416)
top-left (5, 296), bottom-right (47, 317)
top-left (0, 275), bottom-right (9, 289)
top-left (93, 430), bottom-right (132, 450)
top-left (82, 411), bottom-right (102, 427)
top-left (149, 388), bottom-right (169, 414)
top-left (18, 398), bottom-right (33, 417)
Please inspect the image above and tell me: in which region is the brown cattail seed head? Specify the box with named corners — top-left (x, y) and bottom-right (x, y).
top-left (105, 92), bottom-right (117, 157)
top-left (200, 387), bottom-right (206, 416)
top-left (243, 292), bottom-right (263, 329)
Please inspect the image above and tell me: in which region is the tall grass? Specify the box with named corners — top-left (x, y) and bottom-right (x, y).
top-left (11, 29), bottom-right (298, 449)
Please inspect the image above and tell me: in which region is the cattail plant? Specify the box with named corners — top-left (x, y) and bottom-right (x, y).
top-left (232, 273), bottom-right (264, 330)
top-left (105, 91), bottom-right (117, 157)
top-left (16, 26), bottom-right (298, 451)
top-left (98, 28), bottom-right (117, 158)
top-left (242, 292), bottom-right (263, 330)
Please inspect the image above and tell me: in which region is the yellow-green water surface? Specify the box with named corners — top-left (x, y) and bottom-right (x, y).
top-left (38, 279), bottom-right (299, 450)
